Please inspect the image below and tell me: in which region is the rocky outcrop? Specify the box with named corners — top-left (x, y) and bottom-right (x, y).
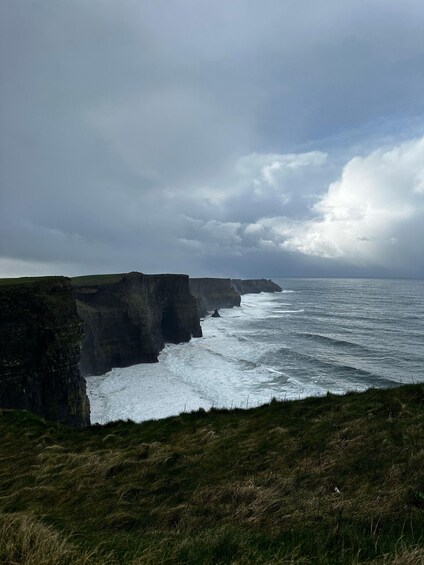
top-left (189, 278), bottom-right (241, 317)
top-left (231, 278), bottom-right (282, 294)
top-left (72, 272), bottom-right (202, 376)
top-left (0, 277), bottom-right (90, 427)
top-left (189, 277), bottom-right (281, 316)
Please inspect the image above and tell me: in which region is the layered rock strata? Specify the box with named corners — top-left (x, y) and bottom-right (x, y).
top-left (188, 278), bottom-right (241, 317)
top-left (231, 278), bottom-right (282, 294)
top-left (72, 272), bottom-right (202, 376)
top-left (0, 277), bottom-right (90, 427)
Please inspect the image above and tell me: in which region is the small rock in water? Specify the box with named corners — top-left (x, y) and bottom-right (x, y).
top-left (211, 309), bottom-right (221, 318)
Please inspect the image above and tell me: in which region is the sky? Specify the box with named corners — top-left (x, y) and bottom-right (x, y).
top-left (1, 0), bottom-right (424, 279)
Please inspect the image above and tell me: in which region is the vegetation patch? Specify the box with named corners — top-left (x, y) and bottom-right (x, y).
top-left (0, 384), bottom-right (423, 563)
top-left (71, 274), bottom-right (128, 287)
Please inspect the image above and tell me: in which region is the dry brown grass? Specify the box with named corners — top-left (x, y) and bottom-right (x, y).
top-left (0, 513), bottom-right (103, 565)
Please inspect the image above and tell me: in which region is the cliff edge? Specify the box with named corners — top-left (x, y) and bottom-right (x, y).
top-left (72, 272), bottom-right (202, 376)
top-left (0, 277), bottom-right (90, 427)
top-left (231, 278), bottom-right (282, 294)
top-left (189, 278), bottom-right (241, 317)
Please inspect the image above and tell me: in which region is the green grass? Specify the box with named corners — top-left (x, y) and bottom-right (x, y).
top-left (0, 273), bottom-right (130, 288)
top-left (1, 384), bottom-right (423, 563)
top-left (0, 276), bottom-right (67, 286)
top-left (71, 274), bottom-right (131, 287)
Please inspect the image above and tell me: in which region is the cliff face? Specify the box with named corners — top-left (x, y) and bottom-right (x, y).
top-left (0, 272), bottom-right (280, 426)
top-left (189, 278), bottom-right (241, 317)
top-left (72, 272), bottom-right (202, 376)
top-left (0, 277), bottom-right (90, 427)
top-left (231, 278), bottom-right (282, 294)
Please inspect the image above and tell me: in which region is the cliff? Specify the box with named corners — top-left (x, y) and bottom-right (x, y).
top-left (188, 278), bottom-right (241, 317)
top-left (231, 278), bottom-right (282, 294)
top-left (0, 272), bottom-right (281, 426)
top-left (72, 272), bottom-right (202, 376)
top-left (0, 276), bottom-right (90, 427)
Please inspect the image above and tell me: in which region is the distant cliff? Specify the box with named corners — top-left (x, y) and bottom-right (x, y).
top-left (189, 278), bottom-right (241, 317)
top-left (0, 277), bottom-right (90, 427)
top-left (72, 272), bottom-right (202, 376)
top-left (0, 272), bottom-right (281, 426)
top-left (231, 278), bottom-right (282, 294)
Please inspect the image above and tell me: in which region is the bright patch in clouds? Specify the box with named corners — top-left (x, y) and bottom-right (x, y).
top-left (235, 151), bottom-right (327, 198)
top-left (194, 150), bottom-right (327, 205)
top-left (249, 137), bottom-right (424, 269)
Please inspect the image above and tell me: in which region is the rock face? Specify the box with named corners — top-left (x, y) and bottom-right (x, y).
top-left (72, 272), bottom-right (202, 376)
top-left (0, 277), bottom-right (90, 427)
top-left (231, 278), bottom-right (282, 294)
top-left (189, 278), bottom-right (241, 317)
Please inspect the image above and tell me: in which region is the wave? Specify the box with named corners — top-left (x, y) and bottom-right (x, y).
top-left (274, 309), bottom-right (305, 314)
top-left (308, 311), bottom-right (381, 323)
top-left (269, 346), bottom-right (392, 384)
top-left (298, 332), bottom-right (373, 353)
top-left (266, 367), bottom-right (281, 374)
top-left (265, 367), bottom-right (288, 378)
top-left (193, 343), bottom-right (261, 371)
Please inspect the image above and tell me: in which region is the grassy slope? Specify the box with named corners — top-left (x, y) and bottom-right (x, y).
top-left (0, 384), bottom-right (423, 564)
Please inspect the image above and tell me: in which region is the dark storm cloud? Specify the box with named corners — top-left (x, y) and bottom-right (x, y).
top-left (1, 0), bottom-right (424, 277)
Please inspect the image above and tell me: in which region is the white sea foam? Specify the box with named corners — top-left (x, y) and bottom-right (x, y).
top-left (86, 363), bottom-right (213, 424)
top-left (87, 292), bottom-right (295, 424)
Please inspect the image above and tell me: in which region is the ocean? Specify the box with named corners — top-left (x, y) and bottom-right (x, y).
top-left (86, 278), bottom-right (424, 424)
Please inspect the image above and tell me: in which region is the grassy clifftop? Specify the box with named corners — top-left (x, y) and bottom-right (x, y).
top-left (71, 273), bottom-right (128, 288)
top-left (1, 384), bottom-right (423, 564)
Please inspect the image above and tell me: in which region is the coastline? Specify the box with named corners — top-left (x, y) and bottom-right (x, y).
top-left (87, 279), bottom-right (424, 424)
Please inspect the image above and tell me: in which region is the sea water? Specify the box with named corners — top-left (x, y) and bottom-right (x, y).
top-left (86, 278), bottom-right (424, 424)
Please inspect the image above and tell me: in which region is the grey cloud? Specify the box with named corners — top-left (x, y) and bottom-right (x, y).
top-left (1, 1), bottom-right (424, 278)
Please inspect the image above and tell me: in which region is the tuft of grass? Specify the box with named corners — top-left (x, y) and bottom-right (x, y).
top-left (0, 384), bottom-right (423, 563)
top-left (365, 544), bottom-right (424, 564)
top-left (0, 513), bottom-right (108, 565)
